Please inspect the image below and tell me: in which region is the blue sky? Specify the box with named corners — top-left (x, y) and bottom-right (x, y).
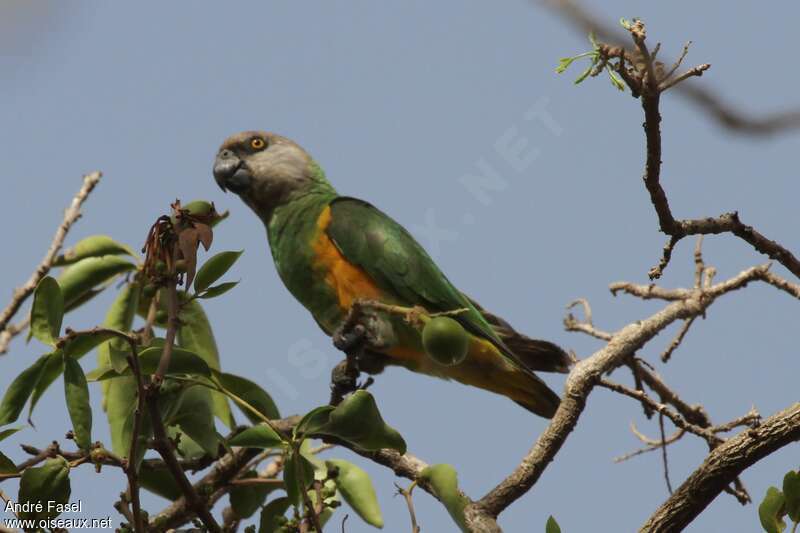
top-left (1, 2), bottom-right (798, 531)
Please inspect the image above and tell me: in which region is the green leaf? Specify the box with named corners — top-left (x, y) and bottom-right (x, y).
top-left (295, 405), bottom-right (334, 439)
top-left (0, 451), bottom-right (16, 474)
top-left (0, 354), bottom-right (48, 426)
top-left (299, 438), bottom-right (327, 481)
top-left (306, 391), bottom-right (405, 453)
top-left (138, 346), bottom-right (212, 377)
top-left (53, 235), bottom-right (136, 266)
top-left (113, 378), bottom-right (151, 467)
top-left (216, 371), bottom-right (280, 424)
top-left (64, 287), bottom-right (104, 313)
top-left (284, 448), bottom-right (315, 508)
top-left (327, 459), bottom-right (383, 528)
top-left (574, 64), bottom-right (593, 85)
top-left (18, 457), bottom-right (71, 521)
top-left (98, 283), bottom-right (139, 411)
top-left (30, 276), bottom-right (64, 346)
top-left (759, 486), bottom-right (787, 533)
top-left (165, 384), bottom-right (219, 458)
top-left (231, 470), bottom-right (276, 519)
top-left (63, 356), bottom-right (92, 450)
top-left (178, 298), bottom-right (235, 429)
top-left (65, 329), bottom-right (116, 359)
top-left (58, 255), bottom-right (136, 307)
top-left (0, 426), bottom-right (22, 442)
top-left (139, 466), bottom-right (182, 500)
top-left (419, 464), bottom-right (470, 532)
top-left (109, 343), bottom-right (131, 373)
top-left (546, 515), bottom-right (562, 533)
top-left (229, 424), bottom-right (284, 449)
top-left (89, 345), bottom-right (212, 380)
top-left (607, 67), bottom-right (625, 91)
top-left (555, 57), bottom-right (575, 74)
top-left (588, 31), bottom-right (598, 49)
top-left (198, 281), bottom-right (239, 299)
top-left (783, 471), bottom-right (800, 523)
top-left (194, 250), bottom-right (243, 293)
top-left (259, 497), bottom-right (291, 533)
top-left (28, 350), bottom-right (64, 420)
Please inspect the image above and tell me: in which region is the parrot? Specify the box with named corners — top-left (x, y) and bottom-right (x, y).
top-left (212, 131), bottom-right (570, 418)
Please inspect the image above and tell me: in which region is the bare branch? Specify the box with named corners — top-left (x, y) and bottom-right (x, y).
top-left (541, 0), bottom-right (800, 135)
top-left (0, 172), bottom-right (102, 354)
top-left (660, 317), bottom-right (696, 363)
top-left (659, 63), bottom-right (711, 92)
top-left (396, 482), bottom-right (422, 533)
top-left (614, 426), bottom-right (686, 463)
top-left (475, 285), bottom-right (705, 516)
top-left (641, 403), bottom-right (800, 532)
top-left (658, 413), bottom-right (673, 494)
top-left (599, 380), bottom-right (721, 447)
top-left (564, 299), bottom-right (612, 341)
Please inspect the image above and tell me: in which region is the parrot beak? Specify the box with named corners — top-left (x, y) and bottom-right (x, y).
top-left (213, 150), bottom-right (252, 194)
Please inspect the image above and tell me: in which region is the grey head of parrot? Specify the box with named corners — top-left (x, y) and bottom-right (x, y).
top-left (213, 130), bottom-right (335, 220)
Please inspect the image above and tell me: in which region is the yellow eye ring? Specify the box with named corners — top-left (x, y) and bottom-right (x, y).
top-left (250, 138), bottom-right (266, 150)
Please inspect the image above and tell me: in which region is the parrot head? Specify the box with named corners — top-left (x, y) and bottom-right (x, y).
top-left (213, 130), bottom-right (332, 217)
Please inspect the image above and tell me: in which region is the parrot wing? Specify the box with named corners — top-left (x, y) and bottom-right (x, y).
top-left (465, 295), bottom-right (572, 373)
top-left (326, 197), bottom-right (518, 364)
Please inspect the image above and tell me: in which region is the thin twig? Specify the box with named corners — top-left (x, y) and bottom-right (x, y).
top-left (564, 299), bottom-right (612, 341)
top-left (0, 172), bottom-right (102, 354)
top-left (614, 427), bottom-right (686, 463)
top-left (146, 263), bottom-right (220, 532)
top-left (693, 236), bottom-right (706, 288)
top-left (295, 444), bottom-right (323, 533)
top-left (124, 337), bottom-right (146, 532)
top-left (641, 403), bottom-right (800, 532)
top-left (542, 0), bottom-right (800, 135)
top-left (396, 481), bottom-right (421, 533)
top-left (147, 394), bottom-right (220, 532)
top-left (658, 413), bottom-right (673, 494)
top-left (660, 63), bottom-right (711, 92)
top-left (660, 317), bottom-right (696, 363)
top-left (154, 274), bottom-right (180, 383)
top-left (599, 380), bottom-right (721, 447)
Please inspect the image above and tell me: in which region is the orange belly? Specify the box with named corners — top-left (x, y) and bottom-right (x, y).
top-left (311, 205), bottom-right (385, 310)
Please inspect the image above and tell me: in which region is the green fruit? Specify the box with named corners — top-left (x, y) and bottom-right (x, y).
top-left (422, 316), bottom-right (469, 366)
top-left (142, 284), bottom-right (157, 298)
top-left (155, 310), bottom-right (168, 323)
top-left (170, 200), bottom-right (217, 226)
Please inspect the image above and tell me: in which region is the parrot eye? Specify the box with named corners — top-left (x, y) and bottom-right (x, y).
top-left (250, 137), bottom-right (266, 150)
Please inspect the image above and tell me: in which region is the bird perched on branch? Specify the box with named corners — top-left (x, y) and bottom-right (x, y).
top-left (213, 131), bottom-right (570, 417)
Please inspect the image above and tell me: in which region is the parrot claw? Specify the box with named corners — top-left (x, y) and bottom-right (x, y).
top-left (329, 359), bottom-right (360, 405)
top-left (332, 323), bottom-right (367, 353)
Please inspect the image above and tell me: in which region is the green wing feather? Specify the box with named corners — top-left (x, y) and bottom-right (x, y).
top-left (326, 197), bottom-right (512, 359)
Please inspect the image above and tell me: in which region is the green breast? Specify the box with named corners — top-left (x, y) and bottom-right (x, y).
top-left (265, 192), bottom-right (342, 332)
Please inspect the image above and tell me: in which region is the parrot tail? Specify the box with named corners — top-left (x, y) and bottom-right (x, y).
top-left (465, 294), bottom-right (573, 374)
top-left (512, 372), bottom-right (562, 418)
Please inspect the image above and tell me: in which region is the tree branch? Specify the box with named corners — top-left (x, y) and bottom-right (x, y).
top-left (472, 260), bottom-right (785, 519)
top-left (541, 0), bottom-right (800, 135)
top-left (641, 403), bottom-right (800, 532)
top-left (0, 172), bottom-right (102, 354)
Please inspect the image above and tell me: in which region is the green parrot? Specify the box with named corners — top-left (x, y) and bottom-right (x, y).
top-left (213, 131), bottom-right (570, 418)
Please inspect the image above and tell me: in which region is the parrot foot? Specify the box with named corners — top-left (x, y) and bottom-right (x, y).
top-left (330, 316), bottom-right (387, 404)
top-left (332, 323), bottom-right (367, 353)
top-left (329, 359), bottom-right (360, 405)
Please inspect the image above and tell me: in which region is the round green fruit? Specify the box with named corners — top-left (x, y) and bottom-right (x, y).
top-left (422, 316), bottom-right (469, 366)
top-left (142, 284), bottom-right (157, 298)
